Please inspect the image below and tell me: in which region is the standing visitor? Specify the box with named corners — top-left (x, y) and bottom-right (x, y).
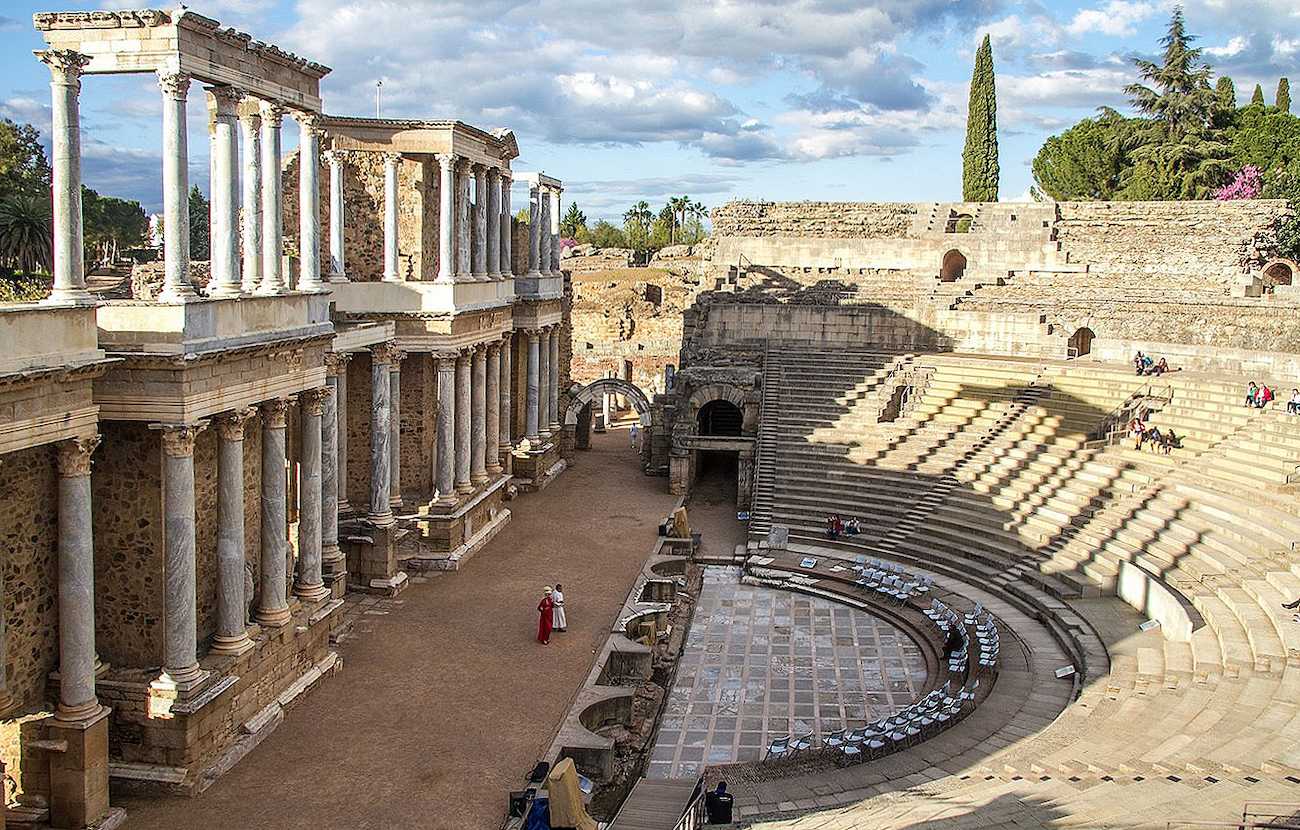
top-left (538, 587), bottom-right (555, 645)
top-left (630, 423), bottom-right (640, 449)
top-left (552, 583), bottom-right (568, 632)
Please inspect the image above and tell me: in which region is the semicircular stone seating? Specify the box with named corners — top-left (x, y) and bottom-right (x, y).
top-left (729, 346), bottom-right (1300, 829)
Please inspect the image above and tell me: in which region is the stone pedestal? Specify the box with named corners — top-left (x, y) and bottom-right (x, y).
top-left (512, 442), bottom-right (564, 492)
top-left (408, 475), bottom-right (511, 571)
top-left (342, 519), bottom-right (407, 596)
top-left (44, 708), bottom-right (110, 829)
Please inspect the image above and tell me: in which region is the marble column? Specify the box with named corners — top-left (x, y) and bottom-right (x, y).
top-left (53, 436), bottom-right (102, 720)
top-left (435, 153), bottom-right (456, 283)
top-left (256, 400), bottom-right (292, 627)
top-left (383, 152), bottom-right (401, 282)
top-left (239, 104), bottom-right (263, 293)
top-left (548, 326), bottom-right (562, 433)
top-left (499, 333), bottom-right (513, 458)
top-left (158, 71), bottom-right (195, 301)
top-left (297, 113), bottom-right (324, 291)
top-left (456, 159), bottom-right (472, 278)
top-left (538, 187), bottom-right (552, 276)
top-left (455, 351), bottom-right (472, 493)
top-left (322, 356), bottom-right (344, 580)
top-left (486, 167), bottom-right (501, 278)
top-left (538, 327), bottom-right (552, 439)
top-left (471, 345), bottom-right (488, 484)
top-left (472, 164), bottom-right (488, 280)
top-left (526, 330), bottom-right (541, 442)
top-left (500, 173), bottom-right (513, 278)
top-left (207, 86), bottom-right (243, 297)
top-left (436, 355), bottom-right (457, 504)
top-left (486, 342), bottom-right (501, 474)
top-left (37, 50), bottom-right (92, 306)
top-left (157, 423), bottom-right (208, 687)
top-left (389, 354), bottom-right (403, 509)
top-left (259, 102), bottom-right (286, 294)
top-left (335, 353), bottom-right (352, 515)
top-left (550, 188), bottom-right (563, 277)
top-left (369, 344), bottom-right (397, 524)
top-left (295, 389), bottom-right (330, 601)
top-left (211, 410), bottom-right (254, 655)
top-left (527, 183), bottom-right (542, 277)
top-left (325, 150), bottom-right (348, 282)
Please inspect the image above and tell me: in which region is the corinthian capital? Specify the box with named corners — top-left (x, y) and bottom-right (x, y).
top-left (301, 386), bottom-right (331, 416)
top-left (55, 435), bottom-right (101, 478)
top-left (208, 85), bottom-right (243, 115)
top-left (260, 398), bottom-right (293, 429)
top-left (214, 407), bottom-right (257, 442)
top-left (155, 422), bottom-right (207, 458)
top-left (35, 49), bottom-right (91, 89)
top-left (371, 341), bottom-right (403, 366)
top-left (156, 70), bottom-right (191, 100)
top-left (324, 351), bottom-right (351, 376)
top-left (259, 100), bottom-right (285, 127)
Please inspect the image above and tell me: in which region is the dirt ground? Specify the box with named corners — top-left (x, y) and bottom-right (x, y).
top-left (119, 427), bottom-right (678, 830)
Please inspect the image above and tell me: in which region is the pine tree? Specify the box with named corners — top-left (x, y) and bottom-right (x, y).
top-left (962, 34), bottom-right (1000, 202)
top-left (1278, 78), bottom-right (1292, 113)
top-left (1251, 84), bottom-right (1265, 106)
top-left (1215, 76), bottom-right (1236, 111)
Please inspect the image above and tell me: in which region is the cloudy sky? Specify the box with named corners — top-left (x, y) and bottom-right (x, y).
top-left (1, 0), bottom-right (1297, 220)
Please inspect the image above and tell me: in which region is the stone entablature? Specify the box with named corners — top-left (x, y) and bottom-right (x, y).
top-left (33, 8), bottom-right (329, 110)
top-left (323, 116), bottom-right (516, 170)
top-left (0, 304), bottom-right (105, 377)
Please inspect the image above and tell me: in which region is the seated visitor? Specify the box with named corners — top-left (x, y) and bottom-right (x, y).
top-left (1152, 357), bottom-right (1169, 376)
top-left (944, 626), bottom-right (964, 659)
top-left (826, 514), bottom-right (841, 540)
top-left (1260, 385), bottom-right (1274, 408)
top-left (1161, 427), bottom-right (1180, 453)
top-left (1141, 354), bottom-right (1155, 375)
top-left (1289, 388), bottom-right (1300, 415)
top-left (1145, 426), bottom-right (1164, 452)
top-left (844, 517), bottom-right (861, 535)
top-left (1245, 381), bottom-right (1258, 407)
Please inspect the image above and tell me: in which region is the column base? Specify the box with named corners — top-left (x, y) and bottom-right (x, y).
top-left (253, 606), bottom-right (293, 629)
top-left (367, 510), bottom-right (395, 528)
top-left (158, 286), bottom-right (199, 303)
top-left (328, 272), bottom-right (350, 284)
top-left (388, 496), bottom-right (404, 511)
top-left (151, 665), bottom-right (210, 696)
top-left (471, 472), bottom-right (488, 485)
top-left (293, 580), bottom-right (331, 602)
top-left (455, 482), bottom-right (473, 495)
top-left (487, 462), bottom-right (503, 475)
top-left (41, 288), bottom-right (96, 306)
top-left (472, 271), bottom-right (489, 281)
top-left (53, 699), bottom-right (105, 726)
top-left (44, 706), bottom-right (112, 830)
top-left (525, 269), bottom-right (541, 279)
top-left (209, 631), bottom-right (255, 657)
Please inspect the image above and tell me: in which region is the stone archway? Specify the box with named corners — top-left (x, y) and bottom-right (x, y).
top-left (941, 249), bottom-right (967, 282)
top-left (562, 377), bottom-right (652, 462)
top-left (1262, 259), bottom-right (1296, 292)
top-left (1068, 326), bottom-right (1095, 358)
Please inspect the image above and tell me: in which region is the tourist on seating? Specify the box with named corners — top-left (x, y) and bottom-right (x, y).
top-left (1151, 357), bottom-right (1169, 376)
top-left (844, 517), bottom-right (861, 536)
top-left (826, 514), bottom-right (842, 540)
top-left (1146, 426), bottom-right (1164, 453)
top-left (552, 583), bottom-right (568, 633)
top-left (1161, 427), bottom-right (1180, 454)
top-left (1259, 384), bottom-right (1274, 409)
top-left (1129, 417), bottom-right (1147, 450)
top-left (1245, 382), bottom-right (1259, 407)
top-left (1134, 351), bottom-right (1146, 376)
top-left (1288, 388), bottom-right (1300, 415)
top-left (537, 587), bottom-right (555, 645)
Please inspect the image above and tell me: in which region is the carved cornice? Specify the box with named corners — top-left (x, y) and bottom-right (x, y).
top-left (34, 49), bottom-right (91, 88)
top-left (55, 434), bottom-right (101, 478)
top-left (300, 386), bottom-right (330, 416)
top-left (34, 10), bottom-right (170, 31)
top-left (322, 149), bottom-right (344, 168)
top-left (384, 151), bottom-right (403, 168)
top-left (156, 70), bottom-right (191, 100)
top-left (155, 422), bottom-right (207, 458)
top-left (260, 398), bottom-right (292, 429)
top-left (0, 357), bottom-right (118, 392)
top-left (214, 407), bottom-right (257, 441)
top-left (107, 332), bottom-right (332, 371)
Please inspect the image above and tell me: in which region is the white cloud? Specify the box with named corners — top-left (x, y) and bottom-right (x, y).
top-left (1066, 1), bottom-right (1158, 37)
top-left (1206, 35), bottom-right (1249, 58)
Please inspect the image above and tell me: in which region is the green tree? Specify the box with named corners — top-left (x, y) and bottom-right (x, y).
top-left (1228, 105), bottom-right (1300, 175)
top-left (1278, 78), bottom-right (1292, 113)
top-left (1251, 84), bottom-right (1266, 106)
top-left (560, 202), bottom-right (587, 239)
top-left (188, 185), bottom-right (209, 260)
top-left (82, 187), bottom-right (148, 272)
top-left (514, 208), bottom-right (530, 224)
top-left (0, 193), bottom-right (52, 276)
top-left (1122, 7), bottom-right (1230, 198)
top-left (1215, 76), bottom-right (1237, 110)
top-left (0, 119), bottom-right (52, 200)
top-left (1032, 110), bottom-right (1141, 200)
top-left (587, 220), bottom-right (627, 249)
top-left (962, 34), bottom-right (1000, 202)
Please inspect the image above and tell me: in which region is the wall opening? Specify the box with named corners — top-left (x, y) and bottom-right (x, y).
top-left (698, 400), bottom-right (743, 437)
top-left (643, 284), bottom-right (663, 306)
top-left (1068, 326), bottom-right (1095, 358)
top-left (1264, 261), bottom-right (1294, 292)
top-left (945, 212), bottom-right (974, 233)
top-left (879, 385), bottom-right (912, 423)
top-left (940, 249), bottom-right (967, 282)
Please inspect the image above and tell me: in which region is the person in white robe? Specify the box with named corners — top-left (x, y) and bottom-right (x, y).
top-left (552, 583), bottom-right (568, 632)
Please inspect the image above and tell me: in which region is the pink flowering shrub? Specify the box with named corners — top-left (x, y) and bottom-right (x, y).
top-left (1212, 165), bottom-right (1263, 201)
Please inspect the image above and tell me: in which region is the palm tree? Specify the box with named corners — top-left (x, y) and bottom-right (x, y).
top-left (0, 193), bottom-right (52, 276)
top-left (1123, 6), bottom-right (1230, 197)
top-left (666, 195), bottom-right (690, 244)
top-left (623, 200), bottom-right (652, 236)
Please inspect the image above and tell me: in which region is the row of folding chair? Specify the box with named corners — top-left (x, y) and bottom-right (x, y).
top-left (853, 565), bottom-right (932, 603)
top-left (976, 616), bottom-right (999, 670)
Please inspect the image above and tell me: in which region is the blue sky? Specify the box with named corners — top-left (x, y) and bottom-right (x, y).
top-left (2, 1), bottom-right (1298, 222)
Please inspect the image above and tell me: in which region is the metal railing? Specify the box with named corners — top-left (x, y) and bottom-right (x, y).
top-left (1086, 381), bottom-right (1174, 447)
top-left (1166, 801), bottom-right (1300, 830)
top-left (673, 778), bottom-right (707, 830)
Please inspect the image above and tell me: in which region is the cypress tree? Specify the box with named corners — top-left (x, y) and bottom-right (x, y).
top-left (1251, 83), bottom-right (1265, 106)
top-left (1278, 78), bottom-right (1292, 112)
top-left (962, 34), bottom-right (1000, 202)
top-left (1215, 76), bottom-right (1236, 111)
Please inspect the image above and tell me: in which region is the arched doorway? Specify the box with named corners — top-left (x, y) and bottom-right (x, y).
top-left (941, 249), bottom-right (967, 282)
top-left (697, 400), bottom-right (743, 436)
top-left (1263, 260), bottom-right (1295, 292)
top-left (1068, 327), bottom-right (1095, 358)
top-left (562, 377), bottom-right (652, 463)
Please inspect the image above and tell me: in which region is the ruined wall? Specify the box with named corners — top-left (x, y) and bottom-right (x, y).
top-left (399, 354), bottom-right (436, 502)
top-left (711, 201), bottom-right (917, 238)
top-left (345, 353), bottom-right (375, 509)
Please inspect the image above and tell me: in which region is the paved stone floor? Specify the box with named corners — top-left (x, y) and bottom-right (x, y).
top-left (647, 568), bottom-right (927, 779)
top-left (119, 428), bottom-right (678, 830)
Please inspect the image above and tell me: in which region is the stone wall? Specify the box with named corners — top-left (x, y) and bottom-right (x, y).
top-left (345, 352), bottom-right (375, 510)
top-left (711, 201), bottom-right (917, 239)
top-left (399, 354), bottom-right (437, 502)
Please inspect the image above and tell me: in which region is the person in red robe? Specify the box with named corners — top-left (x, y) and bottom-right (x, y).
top-left (537, 587), bottom-right (555, 645)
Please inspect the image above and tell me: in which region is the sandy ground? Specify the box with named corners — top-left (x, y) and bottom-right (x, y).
top-left (119, 428), bottom-right (678, 830)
